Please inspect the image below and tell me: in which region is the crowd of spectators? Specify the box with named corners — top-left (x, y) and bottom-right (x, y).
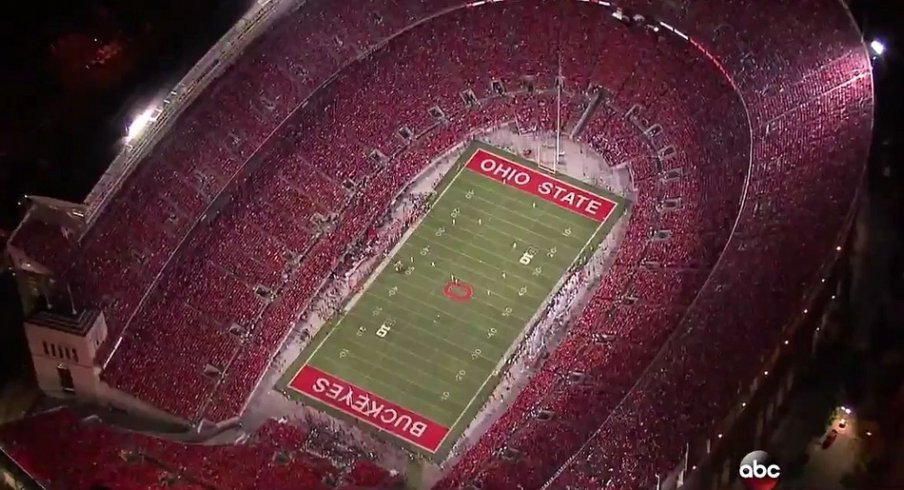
top-left (4, 0), bottom-right (873, 489)
top-left (0, 408), bottom-right (401, 490)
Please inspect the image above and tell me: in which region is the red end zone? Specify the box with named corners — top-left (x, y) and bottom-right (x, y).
top-left (465, 149), bottom-right (616, 222)
top-left (289, 365), bottom-right (449, 452)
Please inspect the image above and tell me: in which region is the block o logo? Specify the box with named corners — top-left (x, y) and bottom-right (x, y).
top-left (738, 450), bottom-right (781, 490)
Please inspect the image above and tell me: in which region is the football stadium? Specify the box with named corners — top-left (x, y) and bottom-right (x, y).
top-left (0, 0), bottom-right (876, 489)
top-left (279, 143), bottom-right (625, 456)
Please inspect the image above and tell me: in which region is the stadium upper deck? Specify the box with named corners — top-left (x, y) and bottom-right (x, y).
top-left (1, 0), bottom-right (873, 489)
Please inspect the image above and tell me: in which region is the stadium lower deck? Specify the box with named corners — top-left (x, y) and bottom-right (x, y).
top-left (278, 142), bottom-right (626, 457)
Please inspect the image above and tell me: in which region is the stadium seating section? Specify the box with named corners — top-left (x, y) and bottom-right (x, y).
top-left (3, 0), bottom-right (873, 488)
top-left (0, 408), bottom-right (401, 490)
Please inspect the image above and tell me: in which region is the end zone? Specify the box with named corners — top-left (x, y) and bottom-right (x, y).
top-left (288, 365), bottom-right (450, 452)
top-left (465, 148), bottom-right (617, 222)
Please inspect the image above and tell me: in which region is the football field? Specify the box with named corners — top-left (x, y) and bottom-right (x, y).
top-left (279, 142), bottom-right (625, 457)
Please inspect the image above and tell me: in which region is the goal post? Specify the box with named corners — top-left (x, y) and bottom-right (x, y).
top-left (536, 140), bottom-right (560, 175)
top-left (537, 75), bottom-right (564, 175)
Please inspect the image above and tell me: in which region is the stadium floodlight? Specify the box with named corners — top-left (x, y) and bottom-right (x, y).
top-left (869, 40), bottom-right (885, 56)
top-left (126, 107), bottom-right (156, 142)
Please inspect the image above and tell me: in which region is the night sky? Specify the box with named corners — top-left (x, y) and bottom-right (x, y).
top-left (0, 0), bottom-right (250, 231)
top-left (851, 0), bottom-right (904, 180)
top-left (0, 0), bottom-right (249, 382)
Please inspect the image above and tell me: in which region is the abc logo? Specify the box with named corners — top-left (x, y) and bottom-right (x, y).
top-left (739, 460), bottom-right (780, 478)
top-left (738, 450), bottom-right (780, 490)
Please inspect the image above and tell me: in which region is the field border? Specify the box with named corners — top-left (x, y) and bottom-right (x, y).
top-left (277, 140), bottom-right (628, 459)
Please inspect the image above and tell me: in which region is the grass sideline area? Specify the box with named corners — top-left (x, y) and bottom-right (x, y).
top-left (278, 141), bottom-right (626, 458)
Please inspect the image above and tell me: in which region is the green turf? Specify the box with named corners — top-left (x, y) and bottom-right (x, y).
top-left (279, 142), bottom-right (626, 458)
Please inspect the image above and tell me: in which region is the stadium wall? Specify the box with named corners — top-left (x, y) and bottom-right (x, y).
top-left (24, 314), bottom-right (106, 402)
top-left (23, 312), bottom-right (191, 428)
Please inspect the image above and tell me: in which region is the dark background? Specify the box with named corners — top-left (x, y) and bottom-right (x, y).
top-left (0, 0), bottom-right (251, 230)
top-left (0, 0), bottom-right (250, 383)
top-left (850, 0), bottom-right (904, 182)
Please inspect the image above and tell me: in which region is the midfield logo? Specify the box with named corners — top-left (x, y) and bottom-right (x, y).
top-left (738, 450), bottom-right (781, 490)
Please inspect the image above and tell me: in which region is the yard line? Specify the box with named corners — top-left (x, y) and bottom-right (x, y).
top-left (359, 292), bottom-right (525, 339)
top-left (413, 219), bottom-right (582, 270)
top-left (334, 327), bottom-right (492, 377)
top-left (316, 353), bottom-right (460, 419)
top-left (388, 246), bottom-right (549, 302)
top-left (381, 281), bottom-right (530, 327)
top-left (403, 233), bottom-right (560, 289)
top-left (425, 193), bottom-right (593, 256)
top-left (431, 193), bottom-right (571, 243)
top-left (340, 307), bottom-right (503, 364)
top-left (434, 176), bottom-right (598, 237)
top-left (427, 196), bottom-right (584, 252)
top-left (327, 336), bottom-right (474, 397)
top-left (435, 192), bottom-right (613, 451)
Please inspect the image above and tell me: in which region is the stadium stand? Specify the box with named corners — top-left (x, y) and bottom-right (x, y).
top-left (0, 408), bottom-right (399, 490)
top-left (1, 0), bottom-right (873, 488)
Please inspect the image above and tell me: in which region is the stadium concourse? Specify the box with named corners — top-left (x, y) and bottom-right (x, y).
top-left (0, 0), bottom-right (873, 489)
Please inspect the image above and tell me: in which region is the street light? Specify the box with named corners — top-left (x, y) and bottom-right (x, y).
top-left (869, 40), bottom-right (886, 57)
top-left (126, 107), bottom-right (156, 142)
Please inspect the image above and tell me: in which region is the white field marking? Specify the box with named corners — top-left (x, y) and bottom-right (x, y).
top-left (340, 157), bottom-right (473, 314)
top-left (414, 198), bottom-right (599, 266)
top-left (464, 175), bottom-right (590, 225)
top-left (352, 296), bottom-right (517, 363)
top-left (399, 244), bottom-right (547, 302)
top-left (339, 310), bottom-right (500, 365)
top-left (291, 343), bottom-right (462, 419)
top-left (363, 288), bottom-right (522, 334)
top-left (412, 215), bottom-right (575, 269)
top-left (419, 191), bottom-right (590, 273)
top-left (348, 293), bottom-right (519, 350)
top-left (449, 173), bottom-right (599, 233)
top-left (322, 347), bottom-right (463, 416)
top-left (408, 231), bottom-right (562, 290)
top-left (428, 192), bottom-right (593, 258)
top-left (391, 261), bottom-right (542, 319)
top-left (409, 261), bottom-right (544, 304)
top-left (436, 202), bottom-right (613, 452)
top-left (295, 153), bottom-right (478, 382)
top-left (336, 336), bottom-right (479, 403)
top-left (429, 189), bottom-right (588, 251)
top-left (373, 290), bottom-right (518, 357)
